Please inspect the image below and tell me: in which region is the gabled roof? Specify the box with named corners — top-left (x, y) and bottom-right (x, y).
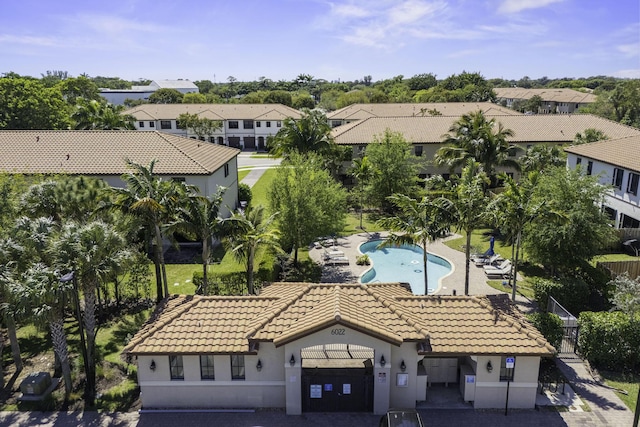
top-left (564, 134), bottom-right (640, 173)
top-left (327, 103), bottom-right (520, 120)
top-left (122, 283), bottom-right (555, 356)
top-left (0, 130), bottom-right (239, 176)
top-left (331, 114), bottom-right (640, 145)
top-left (124, 104), bottom-right (302, 121)
top-left (494, 88), bottom-right (597, 104)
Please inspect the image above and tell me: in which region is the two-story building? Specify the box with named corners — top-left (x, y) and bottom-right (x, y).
top-left (326, 102), bottom-right (521, 128)
top-left (122, 282), bottom-right (555, 415)
top-left (124, 104), bottom-right (302, 150)
top-left (494, 88), bottom-right (597, 114)
top-left (565, 135), bottom-right (640, 229)
top-left (0, 130), bottom-right (240, 215)
top-left (331, 113), bottom-right (640, 181)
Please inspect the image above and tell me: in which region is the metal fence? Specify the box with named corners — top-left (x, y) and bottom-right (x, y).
top-left (547, 296), bottom-right (579, 353)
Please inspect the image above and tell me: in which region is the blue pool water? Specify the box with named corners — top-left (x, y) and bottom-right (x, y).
top-left (359, 240), bottom-right (452, 294)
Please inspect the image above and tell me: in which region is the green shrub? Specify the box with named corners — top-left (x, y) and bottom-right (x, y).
top-left (532, 277), bottom-right (589, 315)
top-left (527, 312), bottom-right (564, 351)
top-left (578, 311), bottom-right (640, 370)
top-left (238, 183), bottom-right (252, 205)
top-left (356, 254), bottom-right (370, 265)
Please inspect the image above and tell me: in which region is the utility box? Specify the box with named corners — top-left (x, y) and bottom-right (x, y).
top-left (20, 372), bottom-right (52, 396)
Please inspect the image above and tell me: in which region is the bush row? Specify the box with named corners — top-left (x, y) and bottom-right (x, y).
top-left (526, 312), bottom-right (564, 351)
top-left (578, 311), bottom-right (640, 370)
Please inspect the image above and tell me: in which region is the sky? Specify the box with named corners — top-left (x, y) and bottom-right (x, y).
top-left (1, 0), bottom-right (639, 83)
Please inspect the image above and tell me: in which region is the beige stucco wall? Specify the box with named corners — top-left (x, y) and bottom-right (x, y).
top-left (136, 344), bottom-right (286, 409)
top-left (473, 355), bottom-right (540, 409)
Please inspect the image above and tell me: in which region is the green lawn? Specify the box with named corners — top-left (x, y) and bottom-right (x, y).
top-left (250, 153), bottom-right (277, 159)
top-left (600, 371), bottom-right (639, 412)
top-left (238, 169), bottom-right (251, 181)
top-left (250, 168), bottom-right (277, 210)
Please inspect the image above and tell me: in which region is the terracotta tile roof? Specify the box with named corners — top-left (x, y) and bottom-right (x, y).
top-left (494, 88), bottom-right (597, 104)
top-left (327, 103), bottom-right (520, 120)
top-left (331, 114), bottom-right (640, 145)
top-left (564, 134), bottom-right (640, 173)
top-left (0, 130), bottom-right (239, 176)
top-left (123, 283), bottom-right (555, 357)
top-left (124, 104), bottom-right (302, 121)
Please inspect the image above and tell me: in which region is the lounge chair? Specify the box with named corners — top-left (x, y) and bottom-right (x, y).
top-left (324, 249), bottom-right (345, 259)
top-left (325, 256), bottom-right (349, 265)
top-left (474, 253), bottom-right (501, 267)
top-left (484, 260), bottom-right (512, 279)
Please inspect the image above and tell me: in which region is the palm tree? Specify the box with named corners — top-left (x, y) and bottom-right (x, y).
top-left (55, 221), bottom-right (129, 405)
top-left (441, 160), bottom-right (489, 295)
top-left (267, 109), bottom-right (333, 159)
top-left (350, 156), bottom-right (374, 229)
top-left (377, 194), bottom-right (452, 295)
top-left (519, 144), bottom-right (566, 173)
top-left (13, 263), bottom-right (74, 399)
top-left (109, 159), bottom-right (185, 301)
top-left (222, 205), bottom-right (280, 295)
top-left (166, 187), bottom-right (226, 295)
top-left (435, 110), bottom-right (518, 187)
top-left (72, 98), bottom-right (135, 130)
top-left (488, 173), bottom-right (546, 301)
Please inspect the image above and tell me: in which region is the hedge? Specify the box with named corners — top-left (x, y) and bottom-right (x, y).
top-left (578, 311), bottom-right (640, 370)
top-left (527, 312), bottom-right (564, 351)
top-left (532, 277), bottom-right (590, 315)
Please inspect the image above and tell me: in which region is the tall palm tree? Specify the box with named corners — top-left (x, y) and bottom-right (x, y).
top-left (441, 160), bottom-right (489, 295)
top-left (109, 159), bottom-right (185, 301)
top-left (13, 263), bottom-right (74, 399)
top-left (435, 110), bottom-right (518, 187)
top-left (72, 98), bottom-right (135, 130)
top-left (55, 221), bottom-right (129, 405)
top-left (222, 205), bottom-right (280, 295)
top-left (377, 194), bottom-right (452, 295)
top-left (519, 144), bottom-right (566, 173)
top-left (350, 156), bottom-right (374, 229)
top-left (267, 109), bottom-right (333, 159)
top-left (0, 238), bottom-right (23, 375)
top-left (166, 187), bottom-right (226, 295)
top-left (488, 173), bottom-right (546, 301)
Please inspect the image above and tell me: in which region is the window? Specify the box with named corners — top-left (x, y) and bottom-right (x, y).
top-left (266, 121), bottom-right (271, 128)
top-left (218, 136), bottom-right (224, 145)
top-left (139, 121), bottom-right (144, 128)
top-left (169, 355), bottom-right (184, 380)
top-left (576, 157), bottom-right (582, 166)
top-left (224, 163), bottom-right (229, 177)
top-left (243, 120), bottom-right (254, 129)
top-left (171, 177), bottom-right (186, 183)
top-left (209, 136), bottom-right (215, 143)
top-left (200, 355), bottom-right (215, 380)
top-left (276, 121), bottom-right (282, 128)
top-left (499, 356), bottom-right (515, 381)
top-left (508, 147), bottom-right (517, 157)
top-left (414, 146), bottom-right (423, 157)
top-left (627, 173), bottom-right (639, 195)
top-left (331, 120), bottom-right (342, 128)
top-left (587, 161), bottom-right (593, 175)
top-left (256, 121), bottom-right (261, 128)
top-left (229, 121), bottom-right (239, 129)
top-left (612, 168), bottom-right (624, 189)
top-left (149, 121), bottom-right (155, 128)
top-left (176, 120), bottom-right (184, 129)
top-left (160, 120), bottom-right (172, 130)
top-left (231, 355), bottom-right (245, 380)
top-left (603, 206), bottom-right (617, 222)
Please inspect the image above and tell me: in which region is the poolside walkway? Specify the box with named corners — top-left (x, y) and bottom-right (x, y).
top-left (309, 231), bottom-right (530, 306)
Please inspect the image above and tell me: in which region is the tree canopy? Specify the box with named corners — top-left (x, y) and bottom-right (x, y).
top-left (0, 77), bottom-right (69, 129)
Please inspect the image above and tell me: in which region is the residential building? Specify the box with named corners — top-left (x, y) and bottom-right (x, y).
top-left (124, 104), bottom-right (302, 150)
top-left (494, 88), bottom-right (597, 114)
top-left (0, 130), bottom-right (240, 216)
top-left (565, 135), bottom-right (640, 229)
top-left (331, 114), bottom-right (640, 180)
top-left (326, 102), bottom-right (521, 128)
top-left (100, 79), bottom-right (199, 105)
top-left (122, 282), bottom-right (555, 414)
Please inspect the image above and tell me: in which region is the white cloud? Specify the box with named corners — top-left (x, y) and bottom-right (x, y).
top-left (498, 0), bottom-right (565, 14)
top-left (612, 69), bottom-right (640, 78)
top-left (0, 34), bottom-right (58, 47)
top-left (617, 43), bottom-right (639, 58)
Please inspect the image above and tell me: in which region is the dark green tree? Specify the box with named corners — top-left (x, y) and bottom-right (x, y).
top-left (0, 77), bottom-right (69, 129)
top-left (148, 88), bottom-right (184, 104)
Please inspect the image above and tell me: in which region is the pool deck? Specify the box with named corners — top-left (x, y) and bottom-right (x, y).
top-left (309, 231), bottom-right (534, 311)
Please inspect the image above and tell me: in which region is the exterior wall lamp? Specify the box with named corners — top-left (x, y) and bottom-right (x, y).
top-left (290, 354), bottom-right (296, 366)
top-left (486, 360), bottom-right (493, 373)
top-left (380, 355), bottom-right (386, 367)
top-left (150, 359), bottom-right (156, 371)
top-left (400, 360), bottom-right (406, 372)
top-left (256, 359), bottom-right (262, 372)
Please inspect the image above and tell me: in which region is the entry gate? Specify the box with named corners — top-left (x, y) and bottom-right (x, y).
top-left (302, 368), bottom-right (373, 412)
top-left (548, 296), bottom-right (579, 354)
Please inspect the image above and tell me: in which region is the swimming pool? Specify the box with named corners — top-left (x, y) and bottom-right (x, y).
top-left (359, 239), bottom-right (452, 294)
